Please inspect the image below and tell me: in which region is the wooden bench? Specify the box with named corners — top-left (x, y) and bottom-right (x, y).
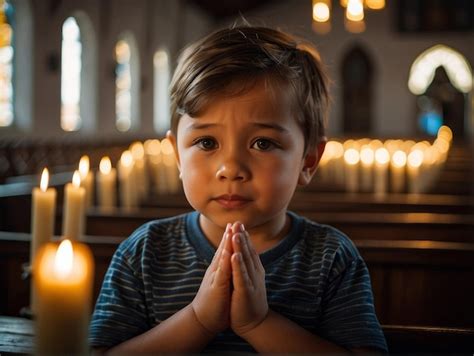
top-left (1, 232), bottom-right (473, 328)
top-left (0, 315), bottom-right (472, 354)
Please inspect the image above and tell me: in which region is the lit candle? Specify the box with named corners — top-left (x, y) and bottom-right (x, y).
top-left (359, 145), bottom-right (374, 193)
top-left (161, 138), bottom-right (180, 193)
top-left (79, 155), bottom-right (94, 208)
top-left (390, 150), bottom-right (407, 193)
top-left (97, 156), bottom-right (117, 212)
top-left (374, 147), bottom-right (390, 196)
top-left (343, 148), bottom-right (359, 193)
top-left (130, 142), bottom-right (147, 201)
top-left (30, 168), bottom-right (57, 314)
top-left (145, 139), bottom-right (162, 193)
top-left (62, 170), bottom-right (86, 241)
top-left (31, 168), bottom-right (57, 265)
top-left (34, 239), bottom-right (94, 355)
top-left (407, 149), bottom-right (424, 194)
top-left (118, 150), bottom-right (136, 211)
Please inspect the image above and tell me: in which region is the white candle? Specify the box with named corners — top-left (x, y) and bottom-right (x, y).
top-left (31, 168), bottom-right (57, 265)
top-left (343, 148), bottom-right (359, 193)
top-left (34, 239), bottom-right (94, 355)
top-left (359, 145), bottom-right (374, 193)
top-left (62, 170), bottom-right (85, 241)
top-left (374, 147), bottom-right (390, 196)
top-left (390, 150), bottom-right (407, 193)
top-left (407, 149), bottom-right (424, 194)
top-left (31, 168), bottom-right (57, 314)
top-left (161, 138), bottom-right (180, 193)
top-left (118, 150), bottom-right (136, 211)
top-left (97, 156), bottom-right (117, 212)
top-left (79, 155), bottom-right (94, 208)
top-left (130, 142), bottom-right (147, 201)
top-left (145, 139), bottom-right (162, 193)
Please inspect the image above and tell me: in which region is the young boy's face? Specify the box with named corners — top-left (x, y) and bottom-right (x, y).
top-left (169, 80), bottom-right (318, 234)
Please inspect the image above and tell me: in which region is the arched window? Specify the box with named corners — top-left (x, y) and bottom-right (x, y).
top-left (153, 49), bottom-right (170, 133)
top-left (115, 33), bottom-right (140, 132)
top-left (0, 0), bottom-right (14, 127)
top-left (61, 17), bottom-right (82, 131)
top-left (408, 45), bottom-right (472, 138)
top-left (341, 45), bottom-right (374, 134)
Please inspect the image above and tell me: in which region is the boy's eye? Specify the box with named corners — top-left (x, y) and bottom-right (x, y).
top-left (195, 137), bottom-right (218, 150)
top-left (252, 138), bottom-right (276, 151)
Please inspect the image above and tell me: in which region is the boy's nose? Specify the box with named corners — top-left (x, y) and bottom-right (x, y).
top-left (215, 159), bottom-right (250, 182)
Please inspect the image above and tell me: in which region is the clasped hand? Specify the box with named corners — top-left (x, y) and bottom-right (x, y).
top-left (191, 222), bottom-right (269, 337)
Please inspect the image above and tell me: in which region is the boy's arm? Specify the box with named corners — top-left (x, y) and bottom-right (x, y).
top-left (240, 309), bottom-right (378, 354)
top-left (105, 303), bottom-right (214, 354)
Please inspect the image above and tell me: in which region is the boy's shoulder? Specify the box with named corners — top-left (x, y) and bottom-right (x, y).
top-left (116, 212), bottom-right (192, 259)
top-left (296, 213), bottom-right (362, 267)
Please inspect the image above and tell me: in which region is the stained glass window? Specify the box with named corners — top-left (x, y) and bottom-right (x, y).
top-left (0, 0), bottom-right (14, 127)
top-left (153, 49), bottom-right (170, 133)
top-left (115, 40), bottom-right (132, 131)
top-left (61, 17), bottom-right (82, 131)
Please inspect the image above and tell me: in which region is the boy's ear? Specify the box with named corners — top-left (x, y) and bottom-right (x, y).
top-left (166, 130), bottom-right (181, 172)
top-left (298, 140), bottom-right (327, 186)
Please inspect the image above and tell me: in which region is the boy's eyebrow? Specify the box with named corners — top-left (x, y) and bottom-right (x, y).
top-left (251, 122), bottom-right (290, 133)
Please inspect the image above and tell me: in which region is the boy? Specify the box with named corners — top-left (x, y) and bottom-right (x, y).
top-left (89, 25), bottom-right (388, 353)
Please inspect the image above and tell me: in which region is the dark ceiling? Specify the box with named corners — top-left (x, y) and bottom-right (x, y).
top-left (187, 0), bottom-right (277, 20)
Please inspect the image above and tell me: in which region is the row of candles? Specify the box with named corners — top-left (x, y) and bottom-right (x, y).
top-left (317, 125), bottom-right (453, 195)
top-left (29, 138), bottom-right (180, 354)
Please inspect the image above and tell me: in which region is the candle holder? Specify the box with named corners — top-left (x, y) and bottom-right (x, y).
top-left (20, 262), bottom-right (35, 319)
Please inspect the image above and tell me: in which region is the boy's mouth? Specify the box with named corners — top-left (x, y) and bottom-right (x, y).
top-left (214, 194), bottom-right (251, 209)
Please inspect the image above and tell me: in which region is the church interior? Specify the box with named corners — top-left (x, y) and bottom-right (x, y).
top-left (0, 0), bottom-right (473, 353)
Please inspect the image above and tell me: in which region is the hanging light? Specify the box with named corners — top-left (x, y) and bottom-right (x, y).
top-left (312, 0), bottom-right (331, 34)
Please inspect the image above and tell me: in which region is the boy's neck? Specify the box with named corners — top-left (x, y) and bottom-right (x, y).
top-left (199, 212), bottom-right (291, 254)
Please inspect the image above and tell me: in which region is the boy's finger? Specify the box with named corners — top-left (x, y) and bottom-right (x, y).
top-left (213, 249), bottom-right (232, 286)
top-left (245, 233), bottom-right (263, 273)
top-left (231, 252), bottom-right (253, 291)
top-left (211, 224), bottom-right (232, 269)
top-left (237, 233), bottom-right (256, 278)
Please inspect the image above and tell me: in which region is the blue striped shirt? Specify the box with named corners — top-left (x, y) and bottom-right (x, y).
top-left (89, 211), bottom-right (388, 352)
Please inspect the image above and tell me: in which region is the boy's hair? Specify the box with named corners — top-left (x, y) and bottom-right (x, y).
top-left (169, 25), bottom-right (330, 153)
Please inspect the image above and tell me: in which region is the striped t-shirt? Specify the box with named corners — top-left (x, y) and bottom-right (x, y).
top-left (89, 211), bottom-right (388, 352)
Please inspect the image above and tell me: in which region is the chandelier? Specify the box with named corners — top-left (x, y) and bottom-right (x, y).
top-left (312, 0), bottom-right (386, 34)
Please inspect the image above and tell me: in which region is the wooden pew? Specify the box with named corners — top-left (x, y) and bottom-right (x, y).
top-left (2, 231), bottom-right (473, 328)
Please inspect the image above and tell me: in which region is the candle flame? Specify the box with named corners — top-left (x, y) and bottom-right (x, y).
top-left (346, 0), bottom-right (364, 21)
top-left (121, 150), bottom-right (133, 167)
top-left (79, 155), bottom-right (90, 178)
top-left (130, 142), bottom-right (145, 160)
top-left (160, 138), bottom-right (175, 155)
top-left (54, 239), bottom-right (74, 279)
top-left (100, 156), bottom-right (112, 174)
top-left (145, 139), bottom-right (161, 155)
top-left (72, 170), bottom-right (81, 188)
top-left (375, 148), bottom-right (390, 165)
top-left (391, 150), bottom-right (407, 168)
top-left (344, 148), bottom-right (360, 165)
top-left (40, 168), bottom-right (49, 192)
top-left (360, 146), bottom-right (374, 165)
top-left (408, 149), bottom-right (424, 168)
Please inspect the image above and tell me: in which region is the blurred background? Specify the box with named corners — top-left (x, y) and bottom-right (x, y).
top-left (0, 1), bottom-right (473, 350)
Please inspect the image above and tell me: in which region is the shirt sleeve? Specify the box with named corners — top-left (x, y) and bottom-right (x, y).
top-left (88, 245), bottom-right (149, 349)
top-left (317, 255), bottom-right (388, 352)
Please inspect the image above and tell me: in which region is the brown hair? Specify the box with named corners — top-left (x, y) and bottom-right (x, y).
top-left (169, 25), bottom-right (330, 152)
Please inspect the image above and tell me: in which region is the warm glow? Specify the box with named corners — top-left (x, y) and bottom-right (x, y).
top-left (78, 155), bottom-right (90, 178)
top-left (40, 168), bottom-right (49, 192)
top-left (343, 139), bottom-right (357, 150)
top-left (408, 150), bottom-right (424, 168)
top-left (408, 45), bottom-right (472, 95)
top-left (99, 156), bottom-right (112, 175)
top-left (369, 139), bottom-right (383, 150)
top-left (366, 0), bottom-right (385, 10)
top-left (54, 239), bottom-right (74, 279)
top-left (313, 2), bottom-right (330, 22)
top-left (72, 170), bottom-right (81, 188)
top-left (160, 138), bottom-right (174, 155)
top-left (344, 148), bottom-right (360, 165)
top-left (121, 150), bottom-right (133, 167)
top-left (130, 141), bottom-right (145, 160)
top-left (144, 139), bottom-right (161, 155)
top-left (360, 146), bottom-right (374, 165)
top-left (375, 147), bottom-right (390, 165)
top-left (434, 137), bottom-right (450, 154)
top-left (437, 125), bottom-right (453, 141)
top-left (391, 150), bottom-right (407, 168)
top-left (346, 0), bottom-right (364, 21)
